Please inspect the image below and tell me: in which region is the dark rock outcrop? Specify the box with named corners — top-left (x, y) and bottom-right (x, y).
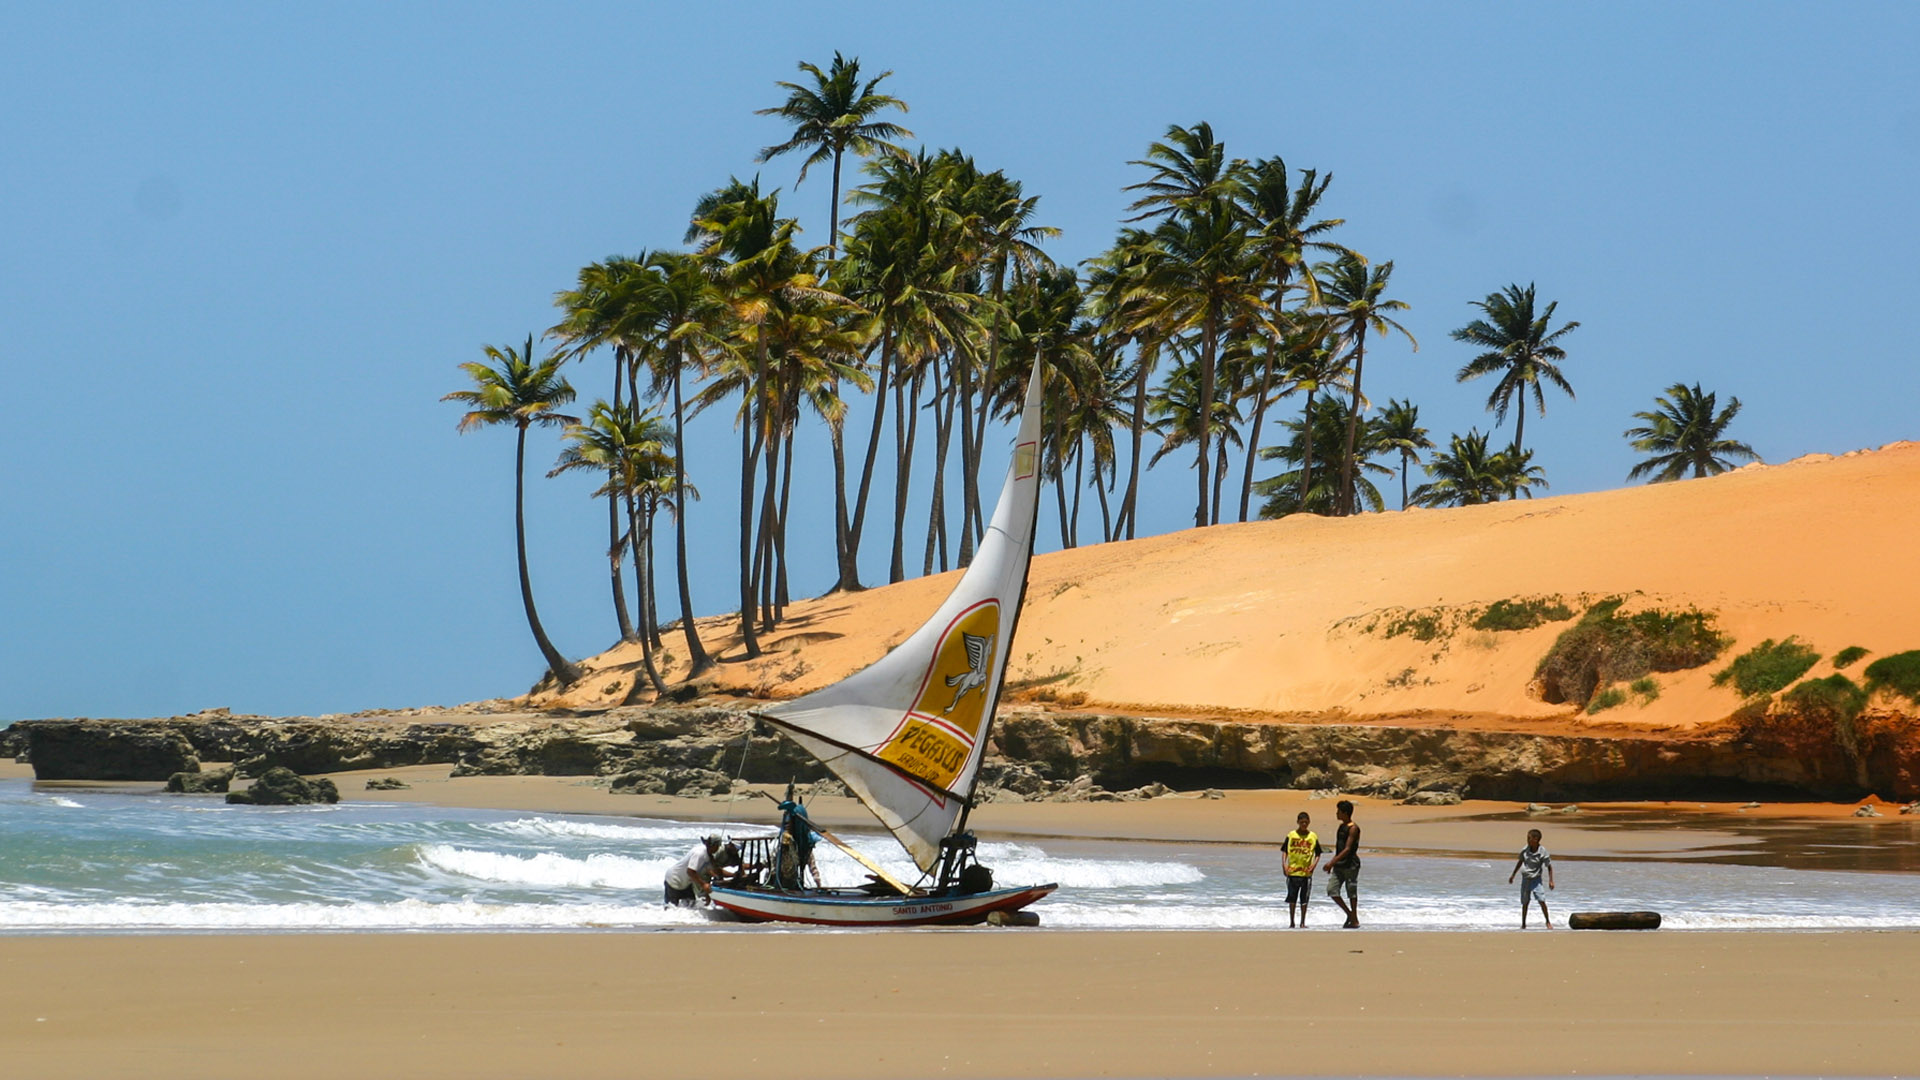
top-left (364, 777), bottom-right (411, 791)
top-left (227, 767), bottom-right (340, 805)
top-left (12, 698), bottom-right (1918, 802)
top-left (167, 767), bottom-right (234, 794)
top-left (24, 720), bottom-right (200, 780)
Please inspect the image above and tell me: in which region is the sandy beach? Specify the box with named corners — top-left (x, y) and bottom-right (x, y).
top-left (3, 930), bottom-right (1916, 1078)
top-left (6, 761), bottom-right (1919, 1076)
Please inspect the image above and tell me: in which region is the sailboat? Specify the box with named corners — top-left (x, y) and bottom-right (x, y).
top-left (709, 362), bottom-right (1058, 926)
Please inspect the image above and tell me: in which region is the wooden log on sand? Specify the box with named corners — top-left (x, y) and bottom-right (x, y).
top-left (1568, 911), bottom-right (1662, 930)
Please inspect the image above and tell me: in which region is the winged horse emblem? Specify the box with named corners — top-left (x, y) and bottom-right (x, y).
top-left (942, 631), bottom-right (995, 714)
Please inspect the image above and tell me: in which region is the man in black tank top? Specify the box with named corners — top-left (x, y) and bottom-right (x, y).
top-left (1325, 799), bottom-right (1361, 928)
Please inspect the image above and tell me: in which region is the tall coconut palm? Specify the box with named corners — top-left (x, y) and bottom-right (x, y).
top-left (443, 336), bottom-right (581, 688)
top-left (1319, 253), bottom-right (1416, 515)
top-left (550, 255), bottom-right (653, 641)
top-left (756, 51), bottom-right (912, 262)
top-left (1130, 199), bottom-right (1266, 527)
top-left (1451, 282), bottom-right (1579, 461)
top-left (1625, 383), bottom-right (1759, 482)
top-left (1375, 399), bottom-right (1434, 510)
top-left (638, 251), bottom-right (729, 675)
top-left (1232, 156), bottom-right (1344, 521)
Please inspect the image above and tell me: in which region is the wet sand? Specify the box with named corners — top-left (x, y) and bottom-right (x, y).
top-left (2, 930), bottom-right (1916, 1078)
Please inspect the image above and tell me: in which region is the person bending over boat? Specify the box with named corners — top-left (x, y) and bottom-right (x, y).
top-left (664, 836), bottom-right (740, 907)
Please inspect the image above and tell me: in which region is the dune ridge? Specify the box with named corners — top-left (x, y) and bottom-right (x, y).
top-left (546, 440), bottom-right (1920, 741)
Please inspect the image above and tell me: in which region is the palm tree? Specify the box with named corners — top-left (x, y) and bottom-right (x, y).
top-left (1625, 383), bottom-right (1759, 481)
top-left (1232, 155), bottom-right (1344, 521)
top-left (1319, 253), bottom-right (1416, 515)
top-left (549, 401), bottom-right (677, 697)
top-left (443, 335), bottom-right (581, 687)
top-left (1451, 283), bottom-right (1578, 461)
top-left (756, 51), bottom-right (912, 262)
top-left (1271, 319), bottom-right (1347, 512)
top-left (638, 251), bottom-right (728, 675)
top-left (550, 256), bottom-right (649, 641)
top-left (1254, 394), bottom-right (1388, 517)
top-left (1375, 399), bottom-right (1434, 510)
top-left (1413, 430), bottom-right (1548, 506)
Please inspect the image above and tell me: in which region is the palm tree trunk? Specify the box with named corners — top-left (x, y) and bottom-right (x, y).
top-left (756, 423), bottom-right (780, 628)
top-left (1094, 457), bottom-right (1113, 542)
top-left (890, 365), bottom-right (924, 584)
top-left (1338, 324), bottom-right (1369, 516)
top-left (829, 413), bottom-right (851, 586)
top-left (644, 497), bottom-right (661, 649)
top-left (1400, 447), bottom-right (1411, 510)
top-left (956, 352), bottom-right (978, 568)
top-left (736, 393), bottom-right (763, 659)
top-left (1238, 349), bottom-right (1275, 523)
top-left (607, 354), bottom-right (635, 641)
top-left (828, 150), bottom-right (843, 264)
top-left (1069, 441), bottom-right (1085, 548)
top-left (1211, 436), bottom-right (1229, 526)
top-left (1299, 386), bottom-right (1318, 511)
top-left (842, 326), bottom-right (893, 592)
top-left (1197, 306), bottom-right (1218, 528)
top-left (621, 491), bottom-right (667, 702)
top-left (775, 426), bottom-right (794, 614)
top-left (1116, 355), bottom-right (1150, 541)
top-left (514, 423), bottom-right (578, 687)
top-left (924, 363), bottom-right (953, 576)
top-left (669, 353), bottom-right (712, 676)
top-left (968, 258), bottom-right (1010, 551)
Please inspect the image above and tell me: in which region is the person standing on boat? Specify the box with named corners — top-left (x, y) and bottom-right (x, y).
top-left (776, 795), bottom-right (822, 890)
top-left (1324, 800), bottom-right (1362, 928)
top-left (664, 835), bottom-right (737, 907)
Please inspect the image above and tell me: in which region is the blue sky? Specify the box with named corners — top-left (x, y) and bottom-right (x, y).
top-left (5, 2), bottom-right (1917, 720)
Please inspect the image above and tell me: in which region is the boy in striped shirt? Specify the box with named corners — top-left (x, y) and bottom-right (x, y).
top-left (1508, 828), bottom-right (1555, 928)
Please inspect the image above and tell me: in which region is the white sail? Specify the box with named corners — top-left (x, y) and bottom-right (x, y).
top-left (757, 362), bottom-right (1044, 872)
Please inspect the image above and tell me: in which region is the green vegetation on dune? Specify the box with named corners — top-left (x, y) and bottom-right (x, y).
top-left (1629, 676), bottom-right (1661, 702)
top-left (1534, 598), bottom-right (1727, 708)
top-left (1473, 596), bottom-right (1575, 633)
top-left (1714, 638), bottom-right (1822, 698)
top-left (1586, 687), bottom-right (1627, 714)
top-left (1863, 651), bottom-right (1920, 703)
top-left (1783, 674), bottom-right (1869, 722)
top-left (1833, 646), bottom-right (1870, 670)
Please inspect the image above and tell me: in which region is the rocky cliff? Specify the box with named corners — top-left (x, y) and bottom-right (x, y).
top-left (12, 700), bottom-right (1917, 801)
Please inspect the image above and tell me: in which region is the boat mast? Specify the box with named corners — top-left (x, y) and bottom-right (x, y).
top-left (947, 365), bottom-right (1046, 847)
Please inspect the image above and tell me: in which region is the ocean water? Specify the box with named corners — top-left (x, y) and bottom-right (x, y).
top-left (3, 778), bottom-right (1918, 934)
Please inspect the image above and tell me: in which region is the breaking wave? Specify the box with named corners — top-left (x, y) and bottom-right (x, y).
top-left (415, 844), bottom-right (671, 891)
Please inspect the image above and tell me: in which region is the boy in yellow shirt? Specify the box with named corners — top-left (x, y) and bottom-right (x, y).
top-left (1283, 811), bottom-right (1321, 928)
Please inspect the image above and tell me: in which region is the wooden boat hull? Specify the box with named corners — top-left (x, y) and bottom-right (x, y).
top-left (709, 883), bottom-right (1057, 927)
top-left (1568, 911), bottom-right (1662, 930)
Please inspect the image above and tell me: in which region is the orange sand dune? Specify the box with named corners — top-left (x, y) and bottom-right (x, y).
top-left (547, 441), bottom-right (1920, 733)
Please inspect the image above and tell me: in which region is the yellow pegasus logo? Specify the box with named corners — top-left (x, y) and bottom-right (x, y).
top-left (877, 602), bottom-right (1000, 793)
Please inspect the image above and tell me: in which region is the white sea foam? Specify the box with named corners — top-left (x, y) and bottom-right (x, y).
top-left (416, 844), bottom-right (673, 891)
top-left (976, 843), bottom-right (1206, 889)
top-left (483, 816), bottom-right (737, 844)
top-left (0, 899), bottom-right (704, 931)
top-left (47, 797), bottom-right (84, 809)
